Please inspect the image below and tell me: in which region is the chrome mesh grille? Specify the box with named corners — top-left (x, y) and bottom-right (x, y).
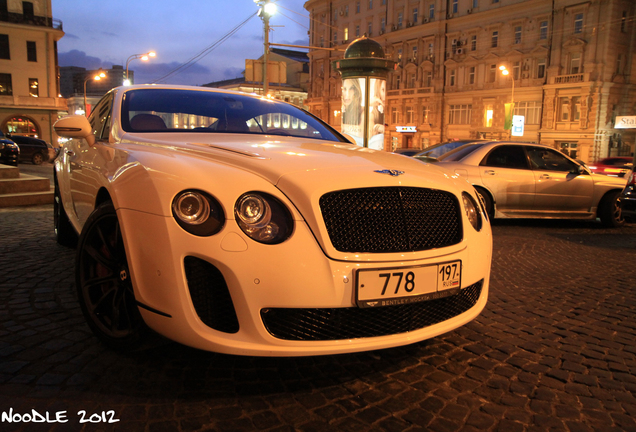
top-left (319, 187), bottom-right (463, 253)
top-left (261, 280), bottom-right (483, 341)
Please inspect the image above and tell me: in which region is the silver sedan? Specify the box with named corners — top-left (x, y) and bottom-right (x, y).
top-left (428, 141), bottom-right (627, 227)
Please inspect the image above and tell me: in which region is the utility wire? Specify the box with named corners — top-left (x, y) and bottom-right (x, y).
top-left (151, 12), bottom-right (256, 84)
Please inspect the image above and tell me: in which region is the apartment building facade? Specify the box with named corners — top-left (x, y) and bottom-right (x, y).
top-left (0, 0), bottom-right (65, 143)
top-left (304, 0), bottom-right (636, 162)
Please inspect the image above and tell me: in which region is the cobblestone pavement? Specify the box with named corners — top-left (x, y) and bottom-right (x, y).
top-left (1, 205), bottom-right (635, 432)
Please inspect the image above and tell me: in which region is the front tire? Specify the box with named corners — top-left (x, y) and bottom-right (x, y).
top-left (76, 201), bottom-right (146, 350)
top-left (599, 190), bottom-right (624, 228)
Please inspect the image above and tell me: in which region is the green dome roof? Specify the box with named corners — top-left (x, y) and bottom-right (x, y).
top-left (344, 37), bottom-right (385, 59)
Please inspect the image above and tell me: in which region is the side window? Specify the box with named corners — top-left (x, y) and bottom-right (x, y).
top-left (480, 145), bottom-right (529, 169)
top-left (527, 147), bottom-right (576, 172)
top-left (88, 93), bottom-right (113, 140)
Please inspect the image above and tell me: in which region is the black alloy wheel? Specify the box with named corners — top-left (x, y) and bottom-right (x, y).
top-left (599, 190), bottom-right (625, 228)
top-left (76, 201), bottom-right (146, 350)
top-left (32, 152), bottom-right (44, 165)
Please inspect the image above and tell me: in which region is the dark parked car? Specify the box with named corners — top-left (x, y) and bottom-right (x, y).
top-left (618, 168), bottom-right (635, 222)
top-left (0, 132), bottom-right (19, 166)
top-left (7, 134), bottom-right (51, 165)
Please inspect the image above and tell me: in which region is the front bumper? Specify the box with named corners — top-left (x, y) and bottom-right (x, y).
top-left (118, 208), bottom-right (492, 356)
top-left (618, 186), bottom-right (636, 219)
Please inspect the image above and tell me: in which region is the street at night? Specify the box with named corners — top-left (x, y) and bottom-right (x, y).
top-left (1, 190), bottom-right (635, 431)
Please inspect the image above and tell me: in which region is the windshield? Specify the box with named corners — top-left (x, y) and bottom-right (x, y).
top-left (417, 141), bottom-right (476, 159)
top-left (437, 144), bottom-right (483, 161)
top-left (121, 88), bottom-right (347, 142)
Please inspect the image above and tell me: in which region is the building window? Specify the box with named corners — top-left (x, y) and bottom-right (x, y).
top-left (491, 31), bottom-right (499, 48)
top-left (397, 48), bottom-right (402, 62)
top-left (574, 13), bottom-right (584, 33)
top-left (368, 22), bottom-right (373, 36)
top-left (570, 52), bottom-right (581, 74)
top-left (381, 18), bottom-right (386, 33)
top-left (424, 71), bottom-right (432, 87)
top-left (559, 142), bottom-right (577, 158)
top-left (29, 78), bottom-right (38, 97)
top-left (406, 106), bottom-right (415, 123)
top-left (452, 0), bottom-right (458, 14)
top-left (537, 58), bottom-right (546, 79)
top-left (616, 54), bottom-right (623, 75)
top-left (514, 26), bottom-right (522, 44)
top-left (428, 43), bottom-right (434, 57)
top-left (559, 97), bottom-right (570, 121)
top-left (413, 8), bottom-right (418, 24)
top-left (470, 35), bottom-right (477, 51)
top-left (572, 96), bottom-right (581, 121)
top-left (492, 0), bottom-right (499, 3)
top-left (395, 74), bottom-right (401, 89)
top-left (485, 107), bottom-right (494, 127)
top-left (0, 73), bottom-right (12, 95)
top-left (449, 104), bottom-right (472, 124)
top-left (488, 64), bottom-right (497, 82)
top-left (449, 69), bottom-right (456, 86)
top-left (355, 25), bottom-right (360, 37)
top-left (513, 61), bottom-right (520, 80)
top-left (468, 66), bottom-right (475, 84)
top-left (621, 11), bottom-right (627, 33)
top-left (356, 1), bottom-right (360, 13)
top-left (539, 20), bottom-right (548, 40)
top-left (22, 1), bottom-right (34, 19)
top-left (514, 101), bottom-right (542, 124)
top-left (398, 12), bottom-right (403, 28)
top-left (412, 45), bottom-right (418, 61)
top-left (334, 10), bottom-right (338, 22)
top-left (0, 34), bottom-right (9, 59)
top-left (369, 0), bottom-right (373, 10)
top-left (473, 0), bottom-right (479, 8)
top-left (422, 106), bottom-right (430, 123)
top-left (344, 27), bottom-right (349, 41)
top-left (429, 4), bottom-right (434, 19)
top-left (345, 5), bottom-right (349, 16)
top-left (391, 106), bottom-right (400, 123)
top-left (333, 30), bottom-right (338, 44)
top-left (26, 41), bottom-right (37, 62)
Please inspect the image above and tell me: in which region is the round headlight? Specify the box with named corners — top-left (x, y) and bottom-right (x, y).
top-left (172, 190), bottom-right (225, 236)
top-left (174, 192), bottom-right (210, 225)
top-left (462, 192), bottom-right (483, 232)
top-left (236, 194), bottom-right (271, 227)
top-left (235, 192), bottom-right (293, 244)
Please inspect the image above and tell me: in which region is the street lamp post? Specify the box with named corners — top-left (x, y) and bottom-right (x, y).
top-left (124, 51), bottom-right (156, 85)
top-left (83, 70), bottom-right (106, 117)
top-left (499, 65), bottom-right (515, 137)
top-left (255, 0), bottom-right (276, 97)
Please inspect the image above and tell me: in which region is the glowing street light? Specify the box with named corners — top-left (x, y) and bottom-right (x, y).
top-left (83, 69), bottom-right (106, 117)
top-left (500, 65), bottom-right (515, 135)
top-left (124, 51), bottom-right (156, 85)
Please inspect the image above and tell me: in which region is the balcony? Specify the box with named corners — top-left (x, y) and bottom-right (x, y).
top-left (550, 73), bottom-right (589, 85)
top-left (0, 12), bottom-right (63, 30)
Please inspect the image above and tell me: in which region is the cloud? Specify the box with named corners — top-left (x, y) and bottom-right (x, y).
top-left (58, 50), bottom-right (112, 70)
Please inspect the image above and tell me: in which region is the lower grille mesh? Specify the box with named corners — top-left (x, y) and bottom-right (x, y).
top-left (184, 256), bottom-right (239, 334)
top-left (261, 280), bottom-right (483, 341)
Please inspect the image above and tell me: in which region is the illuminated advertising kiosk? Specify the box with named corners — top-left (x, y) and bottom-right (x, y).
top-left (333, 37), bottom-right (395, 150)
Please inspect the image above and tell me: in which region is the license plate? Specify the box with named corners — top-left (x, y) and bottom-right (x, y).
top-left (355, 261), bottom-right (461, 308)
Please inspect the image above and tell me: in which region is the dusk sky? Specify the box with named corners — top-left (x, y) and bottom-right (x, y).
top-left (53, 0), bottom-right (310, 86)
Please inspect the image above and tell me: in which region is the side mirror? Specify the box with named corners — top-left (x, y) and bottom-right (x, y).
top-left (571, 164), bottom-right (586, 175)
top-left (54, 115), bottom-right (95, 146)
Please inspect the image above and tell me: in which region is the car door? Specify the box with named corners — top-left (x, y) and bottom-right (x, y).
top-left (526, 146), bottom-right (594, 212)
top-left (478, 145), bottom-right (535, 212)
top-left (69, 93), bottom-right (114, 225)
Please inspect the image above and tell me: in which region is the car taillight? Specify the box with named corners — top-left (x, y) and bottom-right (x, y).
top-left (628, 171), bottom-right (636, 185)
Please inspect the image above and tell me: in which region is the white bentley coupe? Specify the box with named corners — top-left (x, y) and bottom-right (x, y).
top-left (53, 85), bottom-right (492, 356)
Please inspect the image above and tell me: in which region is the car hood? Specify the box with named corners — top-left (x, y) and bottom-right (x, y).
top-left (121, 132), bottom-right (455, 188)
